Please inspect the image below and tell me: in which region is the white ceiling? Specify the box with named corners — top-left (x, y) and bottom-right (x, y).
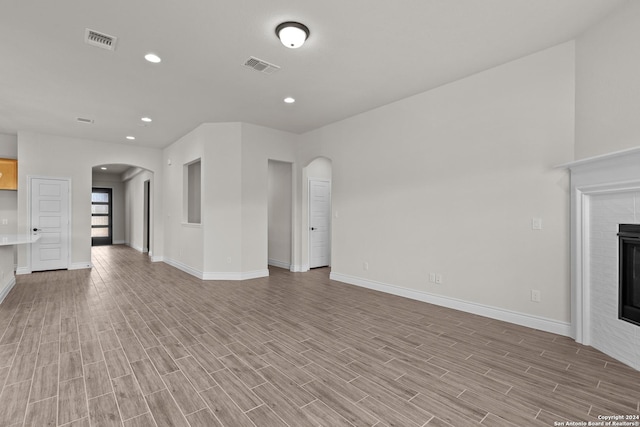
top-left (0, 0), bottom-right (625, 149)
top-left (92, 164), bottom-right (134, 176)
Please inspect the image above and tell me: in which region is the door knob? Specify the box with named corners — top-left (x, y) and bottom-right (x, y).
top-left (310, 227), bottom-right (317, 231)
top-left (33, 228), bottom-right (40, 232)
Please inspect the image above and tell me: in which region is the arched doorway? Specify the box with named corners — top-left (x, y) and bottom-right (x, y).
top-left (267, 160), bottom-right (294, 270)
top-left (92, 164), bottom-right (154, 255)
top-left (302, 157), bottom-right (333, 270)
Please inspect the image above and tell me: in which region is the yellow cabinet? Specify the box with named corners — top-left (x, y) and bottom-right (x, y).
top-left (0, 158), bottom-right (17, 190)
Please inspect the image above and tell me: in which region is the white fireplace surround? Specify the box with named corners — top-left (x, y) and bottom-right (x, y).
top-left (563, 147), bottom-right (640, 371)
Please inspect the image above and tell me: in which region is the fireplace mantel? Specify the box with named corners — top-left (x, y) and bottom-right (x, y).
top-left (559, 145), bottom-right (640, 171)
top-left (562, 147), bottom-right (640, 371)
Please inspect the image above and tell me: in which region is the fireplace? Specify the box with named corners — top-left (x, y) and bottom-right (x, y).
top-left (566, 147), bottom-right (640, 370)
top-left (618, 224), bottom-right (640, 326)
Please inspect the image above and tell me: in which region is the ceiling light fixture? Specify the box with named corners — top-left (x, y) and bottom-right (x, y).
top-left (141, 117), bottom-right (152, 122)
top-left (101, 167), bottom-right (107, 170)
top-left (284, 97), bottom-right (295, 104)
top-left (126, 136), bottom-right (136, 140)
top-left (275, 22), bottom-right (309, 49)
top-left (144, 53), bottom-right (161, 63)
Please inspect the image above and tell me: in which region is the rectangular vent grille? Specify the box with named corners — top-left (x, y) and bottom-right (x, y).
top-left (76, 117), bottom-right (94, 124)
top-left (243, 56), bottom-right (280, 74)
top-left (84, 29), bottom-right (117, 51)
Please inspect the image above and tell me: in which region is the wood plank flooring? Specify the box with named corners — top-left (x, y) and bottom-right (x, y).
top-left (1, 245), bottom-right (639, 426)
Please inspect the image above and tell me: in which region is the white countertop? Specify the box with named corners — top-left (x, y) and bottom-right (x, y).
top-left (0, 234), bottom-right (40, 246)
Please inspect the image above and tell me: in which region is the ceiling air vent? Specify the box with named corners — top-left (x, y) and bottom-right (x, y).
top-left (76, 117), bottom-right (94, 124)
top-left (84, 28), bottom-right (117, 51)
top-left (243, 56), bottom-right (280, 74)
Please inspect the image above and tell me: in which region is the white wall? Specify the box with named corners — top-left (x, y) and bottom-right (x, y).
top-left (298, 42), bottom-right (575, 328)
top-left (240, 123), bottom-right (298, 275)
top-left (124, 169), bottom-right (153, 252)
top-left (0, 134), bottom-right (17, 157)
top-left (163, 123), bottom-right (246, 277)
top-left (17, 132), bottom-right (164, 270)
top-left (201, 123), bottom-right (243, 277)
top-left (576, 1), bottom-right (640, 159)
top-left (92, 172), bottom-right (125, 244)
top-left (163, 125), bottom-right (209, 274)
top-left (268, 160), bottom-right (293, 269)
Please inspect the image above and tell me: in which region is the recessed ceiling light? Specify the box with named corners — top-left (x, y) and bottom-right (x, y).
top-left (284, 97), bottom-right (295, 104)
top-left (100, 167), bottom-right (107, 170)
top-left (144, 53), bottom-right (161, 63)
top-left (276, 22), bottom-right (310, 48)
top-left (141, 117), bottom-right (152, 122)
top-left (126, 136), bottom-right (136, 140)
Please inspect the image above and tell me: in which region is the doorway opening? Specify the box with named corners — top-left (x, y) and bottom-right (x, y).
top-left (303, 157), bottom-right (332, 270)
top-left (267, 160), bottom-right (293, 270)
top-left (92, 164), bottom-right (153, 254)
top-left (143, 179), bottom-right (151, 254)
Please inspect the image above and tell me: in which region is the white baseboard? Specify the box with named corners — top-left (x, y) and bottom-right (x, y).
top-left (16, 267), bottom-right (31, 275)
top-left (163, 257), bottom-right (202, 278)
top-left (290, 264), bottom-right (309, 272)
top-left (330, 272), bottom-right (572, 337)
top-left (0, 276), bottom-right (16, 304)
top-left (126, 243), bottom-right (145, 253)
top-left (163, 257), bottom-right (268, 281)
top-left (203, 270), bottom-right (269, 281)
top-left (16, 263), bottom-right (91, 274)
top-left (151, 255), bottom-right (163, 263)
top-left (69, 262), bottom-right (92, 270)
top-left (268, 259), bottom-right (291, 270)
top-left (113, 240), bottom-right (125, 245)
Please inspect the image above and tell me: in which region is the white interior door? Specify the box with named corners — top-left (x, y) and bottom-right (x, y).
top-left (309, 179), bottom-right (331, 268)
top-left (31, 178), bottom-right (70, 271)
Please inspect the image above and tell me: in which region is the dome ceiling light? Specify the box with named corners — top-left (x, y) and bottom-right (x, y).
top-left (275, 22), bottom-right (309, 49)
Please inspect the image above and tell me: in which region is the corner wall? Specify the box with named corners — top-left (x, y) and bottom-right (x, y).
top-left (162, 124), bottom-right (210, 274)
top-left (298, 42), bottom-right (575, 331)
top-left (161, 122), bottom-right (298, 279)
top-left (124, 169), bottom-right (153, 252)
top-left (241, 123), bottom-right (298, 275)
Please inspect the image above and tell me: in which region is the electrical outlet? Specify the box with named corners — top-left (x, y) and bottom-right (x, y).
top-left (532, 217), bottom-right (543, 230)
top-left (363, 261), bottom-right (369, 271)
top-left (435, 274), bottom-right (443, 284)
top-left (1, 218), bottom-right (7, 225)
top-left (531, 289), bottom-right (541, 302)
top-left (429, 273), bottom-right (436, 283)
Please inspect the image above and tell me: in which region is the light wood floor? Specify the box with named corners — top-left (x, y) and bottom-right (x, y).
top-left (1, 246), bottom-right (639, 427)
